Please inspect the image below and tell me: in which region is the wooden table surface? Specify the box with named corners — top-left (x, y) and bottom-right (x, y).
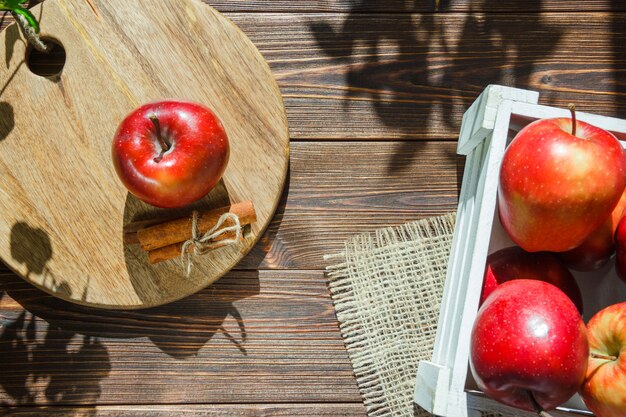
top-left (1, 1), bottom-right (624, 415)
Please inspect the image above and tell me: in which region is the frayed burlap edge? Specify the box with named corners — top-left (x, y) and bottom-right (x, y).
top-left (325, 213), bottom-right (505, 417)
top-left (325, 213), bottom-right (455, 417)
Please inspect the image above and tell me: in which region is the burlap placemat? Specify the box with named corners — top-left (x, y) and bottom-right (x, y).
top-left (325, 213), bottom-right (503, 417)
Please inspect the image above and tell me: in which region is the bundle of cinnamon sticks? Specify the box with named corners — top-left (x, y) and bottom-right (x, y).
top-left (124, 201), bottom-right (257, 264)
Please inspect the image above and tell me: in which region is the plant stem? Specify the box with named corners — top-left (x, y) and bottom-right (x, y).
top-left (527, 390), bottom-right (553, 417)
top-left (149, 114), bottom-right (170, 163)
top-left (12, 10), bottom-right (48, 53)
top-left (591, 352), bottom-right (618, 361)
top-left (568, 103), bottom-right (577, 136)
top-left (13, 6), bottom-right (39, 33)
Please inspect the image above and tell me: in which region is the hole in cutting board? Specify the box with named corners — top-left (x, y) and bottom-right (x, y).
top-left (26, 38), bottom-right (66, 78)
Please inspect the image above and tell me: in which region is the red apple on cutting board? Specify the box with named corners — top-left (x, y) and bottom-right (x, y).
top-left (470, 280), bottom-right (588, 413)
top-left (498, 108), bottom-right (626, 252)
top-left (560, 189), bottom-right (626, 271)
top-left (112, 100), bottom-right (229, 208)
top-left (580, 302), bottom-right (626, 417)
top-left (481, 246), bottom-right (583, 313)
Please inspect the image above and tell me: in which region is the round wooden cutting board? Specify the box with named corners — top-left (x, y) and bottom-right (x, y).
top-left (0, 0), bottom-right (289, 308)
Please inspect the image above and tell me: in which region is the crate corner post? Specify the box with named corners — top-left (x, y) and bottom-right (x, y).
top-left (457, 85), bottom-right (539, 156)
top-left (414, 361), bottom-right (451, 416)
top-left (414, 84), bottom-right (540, 417)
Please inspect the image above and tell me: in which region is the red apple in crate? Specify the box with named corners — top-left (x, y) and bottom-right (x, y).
top-left (470, 280), bottom-right (588, 414)
top-left (481, 246), bottom-right (583, 313)
top-left (561, 189), bottom-right (626, 271)
top-left (499, 107), bottom-right (626, 252)
top-left (580, 302), bottom-right (626, 417)
top-left (615, 216), bottom-right (626, 283)
top-left (112, 100), bottom-right (229, 208)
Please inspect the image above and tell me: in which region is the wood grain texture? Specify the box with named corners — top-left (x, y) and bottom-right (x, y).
top-left (205, 0), bottom-right (625, 12)
top-left (1, 0), bottom-right (626, 24)
top-left (240, 140), bottom-right (461, 269)
top-left (2, 2), bottom-right (620, 415)
top-left (0, 0), bottom-right (289, 309)
top-left (0, 270), bottom-right (362, 406)
top-left (3, 9), bottom-right (626, 140)
top-left (0, 404), bottom-right (367, 417)
top-left (230, 12), bottom-right (626, 139)
top-left (0, 140), bottom-right (461, 274)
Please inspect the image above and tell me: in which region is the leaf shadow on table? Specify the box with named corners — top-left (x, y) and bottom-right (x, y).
top-left (441, 0), bottom-right (563, 110)
top-left (1, 265), bottom-right (260, 359)
top-left (1, 223), bottom-right (110, 416)
top-left (308, 0), bottom-right (564, 173)
top-left (0, 313), bottom-right (111, 417)
top-left (0, 268), bottom-right (259, 412)
top-left (0, 101), bottom-right (14, 142)
top-left (10, 222), bottom-right (53, 284)
top-left (0, 23), bottom-right (22, 143)
top-left (1, 2), bottom-right (50, 143)
top-left (309, 0), bottom-right (453, 174)
top-left (4, 23), bottom-right (18, 69)
top-left (2, 215), bottom-right (260, 409)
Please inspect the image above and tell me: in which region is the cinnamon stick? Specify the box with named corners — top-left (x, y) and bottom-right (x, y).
top-left (135, 201), bottom-right (256, 251)
top-left (147, 231), bottom-right (243, 264)
top-left (124, 217), bottom-right (176, 234)
top-left (124, 214), bottom-right (185, 243)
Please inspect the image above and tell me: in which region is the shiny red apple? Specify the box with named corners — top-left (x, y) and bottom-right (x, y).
top-left (580, 302), bottom-right (626, 417)
top-left (470, 280), bottom-right (589, 413)
top-left (481, 246), bottom-right (583, 313)
top-left (614, 216), bottom-right (626, 283)
top-left (112, 100), bottom-right (229, 208)
top-left (499, 109), bottom-right (626, 252)
top-left (561, 189), bottom-right (626, 271)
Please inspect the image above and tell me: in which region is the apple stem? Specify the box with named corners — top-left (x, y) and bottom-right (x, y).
top-left (591, 352), bottom-right (618, 361)
top-left (568, 103), bottom-right (577, 136)
top-left (527, 390), bottom-right (553, 417)
top-left (149, 114), bottom-right (170, 163)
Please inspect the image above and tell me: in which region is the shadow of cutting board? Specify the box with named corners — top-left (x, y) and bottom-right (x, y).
top-left (0, 0), bottom-right (289, 308)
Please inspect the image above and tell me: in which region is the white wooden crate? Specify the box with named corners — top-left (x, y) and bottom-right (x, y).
top-left (414, 85), bottom-right (626, 417)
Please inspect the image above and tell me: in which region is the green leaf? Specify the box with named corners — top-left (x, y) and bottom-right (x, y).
top-left (12, 7), bottom-right (39, 33)
top-left (0, 0), bottom-right (30, 12)
top-left (0, 0), bottom-right (25, 10)
top-left (0, 1), bottom-right (41, 34)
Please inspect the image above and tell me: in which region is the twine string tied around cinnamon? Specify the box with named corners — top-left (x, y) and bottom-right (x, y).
top-left (181, 210), bottom-right (242, 276)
